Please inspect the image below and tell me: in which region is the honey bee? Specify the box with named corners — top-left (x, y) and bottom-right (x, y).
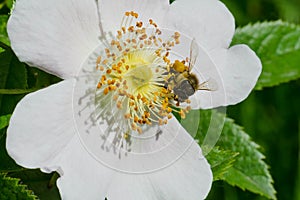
top-left (166, 39), bottom-right (217, 102)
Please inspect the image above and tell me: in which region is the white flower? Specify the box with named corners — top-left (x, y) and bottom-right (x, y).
top-left (6, 0), bottom-right (261, 200)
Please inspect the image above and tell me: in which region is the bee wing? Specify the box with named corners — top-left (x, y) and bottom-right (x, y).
top-left (189, 38), bottom-right (199, 71)
top-left (198, 78), bottom-right (218, 91)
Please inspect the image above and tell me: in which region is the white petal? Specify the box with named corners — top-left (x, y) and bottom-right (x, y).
top-left (148, 143), bottom-right (212, 200)
top-left (56, 136), bottom-right (111, 200)
top-left (7, 0), bottom-right (100, 78)
top-left (166, 0), bottom-right (235, 51)
top-left (6, 79), bottom-right (76, 169)
top-left (191, 45), bottom-right (262, 109)
top-left (145, 118), bottom-right (213, 199)
top-left (56, 120), bottom-right (212, 199)
top-left (97, 0), bottom-right (170, 33)
top-left (57, 136), bottom-right (159, 200)
top-left (106, 142), bottom-right (212, 200)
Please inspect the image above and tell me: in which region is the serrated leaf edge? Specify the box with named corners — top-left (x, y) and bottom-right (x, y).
top-left (0, 173), bottom-right (38, 200)
top-left (221, 116), bottom-right (277, 200)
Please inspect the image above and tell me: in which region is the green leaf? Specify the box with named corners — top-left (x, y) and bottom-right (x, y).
top-left (0, 15), bottom-right (9, 47)
top-left (220, 116), bottom-right (276, 199)
top-left (180, 110), bottom-right (276, 199)
top-left (201, 110), bottom-right (276, 199)
top-left (205, 146), bottom-right (239, 181)
top-left (0, 88), bottom-right (38, 95)
top-left (232, 21), bottom-right (300, 90)
top-left (0, 49), bottom-right (28, 114)
top-left (27, 68), bottom-right (61, 89)
top-left (0, 173), bottom-right (37, 200)
top-left (6, 0), bottom-right (14, 9)
top-left (0, 114), bottom-right (10, 130)
top-left (9, 170), bottom-right (61, 200)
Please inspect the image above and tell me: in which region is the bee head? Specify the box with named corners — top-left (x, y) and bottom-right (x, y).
top-left (188, 73), bottom-right (200, 90)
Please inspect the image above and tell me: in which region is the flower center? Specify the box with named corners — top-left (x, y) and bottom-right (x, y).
top-left (91, 11), bottom-right (194, 146)
top-left (121, 52), bottom-right (153, 93)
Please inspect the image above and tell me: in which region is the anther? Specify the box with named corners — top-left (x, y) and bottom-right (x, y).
top-left (128, 26), bottom-right (135, 32)
top-left (103, 87), bottom-right (109, 95)
top-left (113, 95), bottom-right (118, 101)
top-left (102, 59), bottom-right (108, 65)
top-left (96, 56), bottom-right (102, 65)
top-left (136, 21), bottom-right (143, 28)
top-left (117, 101), bottom-right (123, 109)
top-left (124, 113), bottom-right (131, 119)
top-left (139, 34), bottom-right (147, 40)
top-left (137, 127), bottom-right (142, 134)
top-left (101, 75), bottom-right (107, 82)
top-left (122, 27), bottom-right (126, 33)
top-left (179, 110), bottom-right (186, 119)
top-left (131, 123), bottom-right (137, 131)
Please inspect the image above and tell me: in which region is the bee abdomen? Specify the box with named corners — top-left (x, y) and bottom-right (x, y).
top-left (174, 80), bottom-right (195, 102)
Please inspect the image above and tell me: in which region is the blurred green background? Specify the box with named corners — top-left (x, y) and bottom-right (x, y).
top-left (0, 0), bottom-right (299, 200)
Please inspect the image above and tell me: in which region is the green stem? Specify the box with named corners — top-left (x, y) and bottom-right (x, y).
top-left (0, 88), bottom-right (38, 94)
top-left (0, 41), bottom-right (10, 51)
top-left (48, 172), bottom-right (60, 188)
